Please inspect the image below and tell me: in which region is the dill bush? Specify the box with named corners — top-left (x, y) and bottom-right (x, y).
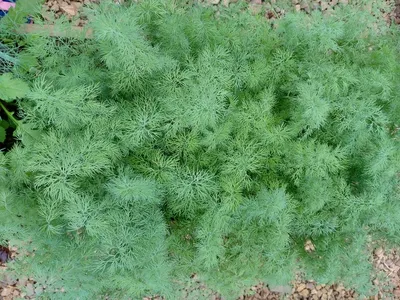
top-left (1, 0), bottom-right (400, 298)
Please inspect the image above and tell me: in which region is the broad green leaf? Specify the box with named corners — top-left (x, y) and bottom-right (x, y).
top-left (0, 127), bottom-right (5, 143)
top-left (0, 120), bottom-right (9, 130)
top-left (16, 53), bottom-right (38, 73)
top-left (1, 0), bottom-right (42, 27)
top-left (0, 73), bottom-right (30, 102)
top-left (13, 123), bottom-right (42, 147)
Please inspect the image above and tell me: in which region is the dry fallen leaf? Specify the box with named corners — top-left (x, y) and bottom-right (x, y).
top-left (71, 1), bottom-right (83, 10)
top-left (60, 4), bottom-right (77, 16)
top-left (1, 288), bottom-right (11, 297)
top-left (374, 247), bottom-right (384, 258)
top-left (296, 283), bottom-right (306, 293)
top-left (305, 239), bottom-right (316, 253)
top-left (300, 288), bottom-right (310, 297)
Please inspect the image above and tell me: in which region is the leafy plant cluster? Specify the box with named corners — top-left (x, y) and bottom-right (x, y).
top-left (0, 72), bottom-right (29, 144)
top-left (1, 0), bottom-right (400, 298)
top-left (0, 20), bottom-right (37, 148)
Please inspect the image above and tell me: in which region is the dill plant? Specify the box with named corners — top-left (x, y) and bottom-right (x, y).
top-left (0, 0), bottom-right (400, 299)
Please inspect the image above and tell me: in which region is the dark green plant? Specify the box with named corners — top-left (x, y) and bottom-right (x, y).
top-left (0, 72), bottom-right (29, 143)
top-left (1, 0), bottom-right (400, 299)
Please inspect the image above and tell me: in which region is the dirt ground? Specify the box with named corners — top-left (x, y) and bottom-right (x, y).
top-left (0, 245), bottom-right (400, 300)
top-left (4, 244), bottom-right (400, 299)
top-left (38, 0), bottom-right (400, 26)
top-left (2, 0), bottom-right (400, 299)
top-left (142, 243), bottom-right (400, 299)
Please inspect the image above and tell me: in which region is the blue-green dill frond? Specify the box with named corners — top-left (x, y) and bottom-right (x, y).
top-left (107, 167), bottom-right (163, 206)
top-left (26, 78), bottom-right (107, 132)
top-left (167, 168), bottom-right (218, 217)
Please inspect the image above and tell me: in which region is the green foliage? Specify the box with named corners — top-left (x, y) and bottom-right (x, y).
top-left (1, 0), bottom-right (400, 299)
top-left (0, 30), bottom-right (33, 144)
top-left (0, 72), bottom-right (29, 143)
top-left (0, 73), bottom-right (30, 102)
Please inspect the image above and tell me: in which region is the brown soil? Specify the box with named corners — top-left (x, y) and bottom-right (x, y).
top-left (38, 0), bottom-right (400, 27)
top-left (2, 243), bottom-right (397, 299)
top-left (41, 0), bottom-right (100, 26)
